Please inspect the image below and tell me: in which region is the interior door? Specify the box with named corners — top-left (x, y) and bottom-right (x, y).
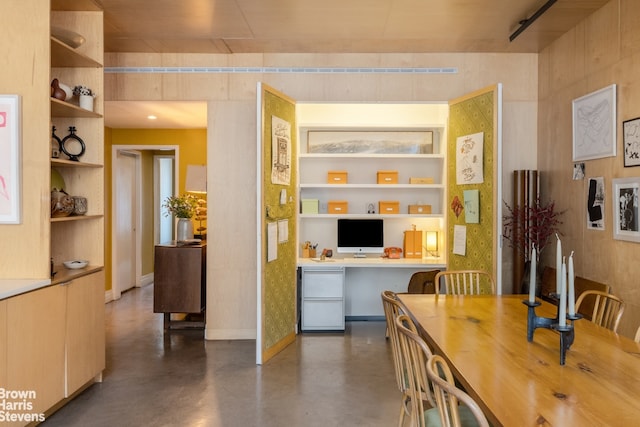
top-left (447, 84), bottom-right (503, 293)
top-left (113, 149), bottom-right (139, 298)
top-left (256, 83), bottom-right (298, 364)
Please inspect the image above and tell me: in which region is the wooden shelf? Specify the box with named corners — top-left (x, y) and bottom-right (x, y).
top-left (51, 214), bottom-right (103, 223)
top-left (51, 158), bottom-right (103, 168)
top-left (51, 0), bottom-right (102, 11)
top-left (51, 37), bottom-right (102, 68)
top-left (51, 98), bottom-right (102, 118)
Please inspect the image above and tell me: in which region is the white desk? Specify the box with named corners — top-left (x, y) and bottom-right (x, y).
top-left (298, 257), bottom-right (445, 321)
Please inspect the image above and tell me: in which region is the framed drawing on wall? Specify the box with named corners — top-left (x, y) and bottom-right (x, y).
top-left (623, 117), bottom-right (640, 167)
top-left (612, 177), bottom-right (640, 242)
top-left (0, 95), bottom-right (21, 224)
top-left (572, 84), bottom-right (616, 162)
top-left (307, 129), bottom-right (433, 154)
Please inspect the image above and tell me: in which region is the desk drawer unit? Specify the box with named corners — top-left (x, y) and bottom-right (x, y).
top-left (301, 266), bottom-right (345, 331)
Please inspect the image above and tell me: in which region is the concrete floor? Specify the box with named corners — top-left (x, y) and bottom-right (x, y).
top-left (42, 284), bottom-right (399, 427)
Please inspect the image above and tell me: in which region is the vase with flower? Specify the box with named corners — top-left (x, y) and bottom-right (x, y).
top-left (163, 194), bottom-right (198, 242)
top-left (503, 198), bottom-right (565, 296)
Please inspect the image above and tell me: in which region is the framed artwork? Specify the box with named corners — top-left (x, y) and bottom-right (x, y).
top-left (623, 117), bottom-right (640, 167)
top-left (612, 177), bottom-right (640, 242)
top-left (572, 84), bottom-right (616, 162)
top-left (0, 95), bottom-right (21, 224)
top-left (587, 177), bottom-right (604, 230)
top-left (307, 130), bottom-right (433, 154)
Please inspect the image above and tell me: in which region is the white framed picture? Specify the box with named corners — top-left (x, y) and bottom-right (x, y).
top-left (572, 84), bottom-right (616, 162)
top-left (612, 177), bottom-right (640, 242)
top-left (0, 95), bottom-right (21, 224)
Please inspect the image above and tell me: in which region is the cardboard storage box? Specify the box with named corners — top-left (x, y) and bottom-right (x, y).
top-left (409, 177), bottom-right (434, 184)
top-left (301, 199), bottom-right (319, 214)
top-left (328, 200), bottom-right (349, 214)
top-left (327, 170), bottom-right (348, 184)
top-left (408, 204), bottom-right (432, 214)
top-left (379, 201), bottom-right (400, 214)
top-left (377, 170), bottom-right (398, 184)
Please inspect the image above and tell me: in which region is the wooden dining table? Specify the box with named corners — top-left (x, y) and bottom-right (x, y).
top-left (397, 294), bottom-right (640, 427)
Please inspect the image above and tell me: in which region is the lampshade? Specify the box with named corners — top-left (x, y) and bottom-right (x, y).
top-left (426, 231), bottom-right (438, 256)
top-left (185, 165), bottom-right (207, 193)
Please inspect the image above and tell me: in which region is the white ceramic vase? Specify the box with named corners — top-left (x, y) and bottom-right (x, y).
top-left (176, 218), bottom-right (194, 242)
top-left (79, 94), bottom-right (94, 111)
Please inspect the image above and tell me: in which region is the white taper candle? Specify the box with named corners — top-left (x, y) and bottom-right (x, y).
top-left (559, 257), bottom-right (567, 327)
top-left (529, 244), bottom-right (537, 303)
top-left (556, 234), bottom-right (562, 294)
top-left (568, 251), bottom-right (575, 316)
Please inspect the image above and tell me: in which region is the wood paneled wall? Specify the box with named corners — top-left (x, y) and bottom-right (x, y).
top-left (104, 52), bottom-right (538, 339)
top-left (539, 0), bottom-right (640, 338)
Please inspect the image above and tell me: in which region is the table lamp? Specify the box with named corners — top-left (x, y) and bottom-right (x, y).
top-left (426, 231), bottom-right (438, 257)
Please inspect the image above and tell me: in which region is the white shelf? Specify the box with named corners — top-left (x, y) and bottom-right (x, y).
top-left (299, 213), bottom-right (443, 219)
top-left (299, 153), bottom-right (445, 159)
top-left (300, 183), bottom-right (444, 189)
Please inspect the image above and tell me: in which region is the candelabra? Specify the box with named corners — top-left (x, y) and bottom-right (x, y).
top-left (523, 295), bottom-right (582, 365)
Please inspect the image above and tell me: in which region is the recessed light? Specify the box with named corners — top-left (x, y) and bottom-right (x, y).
top-left (147, 115), bottom-right (157, 120)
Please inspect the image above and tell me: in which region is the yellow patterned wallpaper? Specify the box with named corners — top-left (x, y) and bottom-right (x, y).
top-left (446, 88), bottom-right (496, 287)
top-left (261, 88), bottom-right (298, 353)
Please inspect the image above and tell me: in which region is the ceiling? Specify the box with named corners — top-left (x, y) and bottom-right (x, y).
top-left (101, 0), bottom-right (609, 128)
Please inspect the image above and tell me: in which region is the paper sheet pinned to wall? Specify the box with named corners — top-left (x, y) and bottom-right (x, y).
top-left (453, 225), bottom-right (467, 256)
top-left (267, 222), bottom-right (277, 262)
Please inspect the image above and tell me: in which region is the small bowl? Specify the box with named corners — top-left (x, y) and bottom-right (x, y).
top-left (63, 260), bottom-right (89, 270)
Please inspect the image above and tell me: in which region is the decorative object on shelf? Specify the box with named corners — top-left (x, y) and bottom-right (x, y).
top-left (51, 169), bottom-right (65, 191)
top-left (50, 78), bottom-right (66, 101)
top-left (163, 194), bottom-right (198, 242)
top-left (51, 188), bottom-right (74, 218)
top-left (60, 126), bottom-right (86, 161)
top-left (63, 260), bottom-right (89, 270)
top-left (503, 197), bottom-right (565, 295)
top-left (73, 85), bottom-right (95, 111)
top-left (72, 196), bottom-right (88, 216)
top-left (51, 26), bottom-right (86, 48)
top-left (426, 231), bottom-right (439, 257)
top-left (51, 125), bottom-right (61, 158)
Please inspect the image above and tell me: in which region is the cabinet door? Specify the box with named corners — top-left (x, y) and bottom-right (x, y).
top-left (65, 270), bottom-right (105, 396)
top-left (6, 286), bottom-right (66, 415)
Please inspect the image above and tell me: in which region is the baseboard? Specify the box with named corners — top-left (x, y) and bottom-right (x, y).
top-left (104, 289), bottom-right (114, 304)
top-left (139, 273), bottom-right (154, 287)
top-left (205, 328), bottom-right (257, 340)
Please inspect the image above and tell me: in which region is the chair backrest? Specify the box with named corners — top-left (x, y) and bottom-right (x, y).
top-left (381, 290), bottom-right (408, 395)
top-left (395, 313), bottom-right (436, 426)
top-left (407, 270), bottom-right (441, 294)
top-left (575, 290), bottom-right (624, 333)
top-left (434, 270), bottom-right (495, 295)
top-left (426, 354), bottom-right (490, 427)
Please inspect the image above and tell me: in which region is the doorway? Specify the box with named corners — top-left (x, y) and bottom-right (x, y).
top-left (111, 145), bottom-right (179, 300)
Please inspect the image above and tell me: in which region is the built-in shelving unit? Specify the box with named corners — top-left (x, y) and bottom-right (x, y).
top-left (297, 129), bottom-right (446, 253)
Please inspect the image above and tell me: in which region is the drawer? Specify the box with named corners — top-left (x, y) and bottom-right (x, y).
top-left (303, 269), bottom-right (344, 298)
top-left (302, 300), bottom-right (345, 330)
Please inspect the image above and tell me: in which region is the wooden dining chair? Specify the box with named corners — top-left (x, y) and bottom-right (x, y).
top-left (575, 290), bottom-right (625, 333)
top-left (434, 270), bottom-right (495, 295)
top-left (394, 313), bottom-right (436, 426)
top-left (381, 290), bottom-right (412, 427)
top-left (425, 354), bottom-right (490, 427)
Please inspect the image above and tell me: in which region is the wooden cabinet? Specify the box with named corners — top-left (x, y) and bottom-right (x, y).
top-left (301, 266), bottom-right (345, 331)
top-left (5, 286), bottom-right (66, 418)
top-left (154, 243), bottom-right (206, 328)
top-left (64, 270), bottom-right (105, 397)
